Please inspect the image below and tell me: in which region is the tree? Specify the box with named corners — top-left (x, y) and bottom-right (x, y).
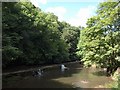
top-left (62, 26), bottom-right (81, 61)
top-left (77, 0), bottom-right (120, 75)
top-left (2, 1), bottom-right (71, 68)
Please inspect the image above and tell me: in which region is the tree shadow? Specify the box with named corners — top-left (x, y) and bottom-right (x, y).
top-left (2, 62), bottom-right (83, 88)
top-left (92, 70), bottom-right (107, 76)
top-left (4, 77), bottom-right (82, 88)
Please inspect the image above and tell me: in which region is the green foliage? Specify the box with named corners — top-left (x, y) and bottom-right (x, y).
top-left (2, 1), bottom-right (80, 68)
top-left (106, 73), bottom-right (120, 89)
top-left (77, 0), bottom-right (120, 74)
top-left (61, 26), bottom-right (81, 61)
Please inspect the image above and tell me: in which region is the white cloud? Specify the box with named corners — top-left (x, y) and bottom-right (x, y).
top-left (30, 0), bottom-right (97, 27)
top-left (30, 0), bottom-right (47, 7)
top-left (45, 7), bottom-right (67, 21)
top-left (67, 6), bottom-right (96, 27)
top-left (39, 0), bottom-right (47, 4)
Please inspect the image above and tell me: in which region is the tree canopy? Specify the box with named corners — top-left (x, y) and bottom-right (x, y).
top-left (77, 0), bottom-right (120, 75)
top-left (2, 1), bottom-right (81, 68)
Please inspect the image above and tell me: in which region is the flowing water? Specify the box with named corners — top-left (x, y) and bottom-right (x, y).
top-left (2, 62), bottom-right (113, 88)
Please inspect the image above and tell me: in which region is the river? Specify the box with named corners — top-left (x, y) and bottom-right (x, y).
top-left (2, 62), bottom-right (113, 88)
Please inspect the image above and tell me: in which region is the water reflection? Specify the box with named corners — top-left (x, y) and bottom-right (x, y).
top-left (2, 62), bottom-right (113, 88)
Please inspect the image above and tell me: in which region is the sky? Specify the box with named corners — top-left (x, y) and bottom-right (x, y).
top-left (30, 0), bottom-right (104, 27)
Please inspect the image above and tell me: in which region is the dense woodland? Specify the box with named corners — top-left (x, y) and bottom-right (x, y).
top-left (2, 0), bottom-right (120, 76)
top-left (2, 2), bottom-right (81, 68)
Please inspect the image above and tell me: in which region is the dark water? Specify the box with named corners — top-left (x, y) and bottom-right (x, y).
top-left (2, 62), bottom-right (113, 88)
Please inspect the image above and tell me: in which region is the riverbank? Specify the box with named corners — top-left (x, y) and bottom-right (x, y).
top-left (2, 61), bottom-right (82, 76)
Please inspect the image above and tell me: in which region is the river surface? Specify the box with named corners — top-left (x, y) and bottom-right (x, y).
top-left (3, 62), bottom-right (113, 88)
